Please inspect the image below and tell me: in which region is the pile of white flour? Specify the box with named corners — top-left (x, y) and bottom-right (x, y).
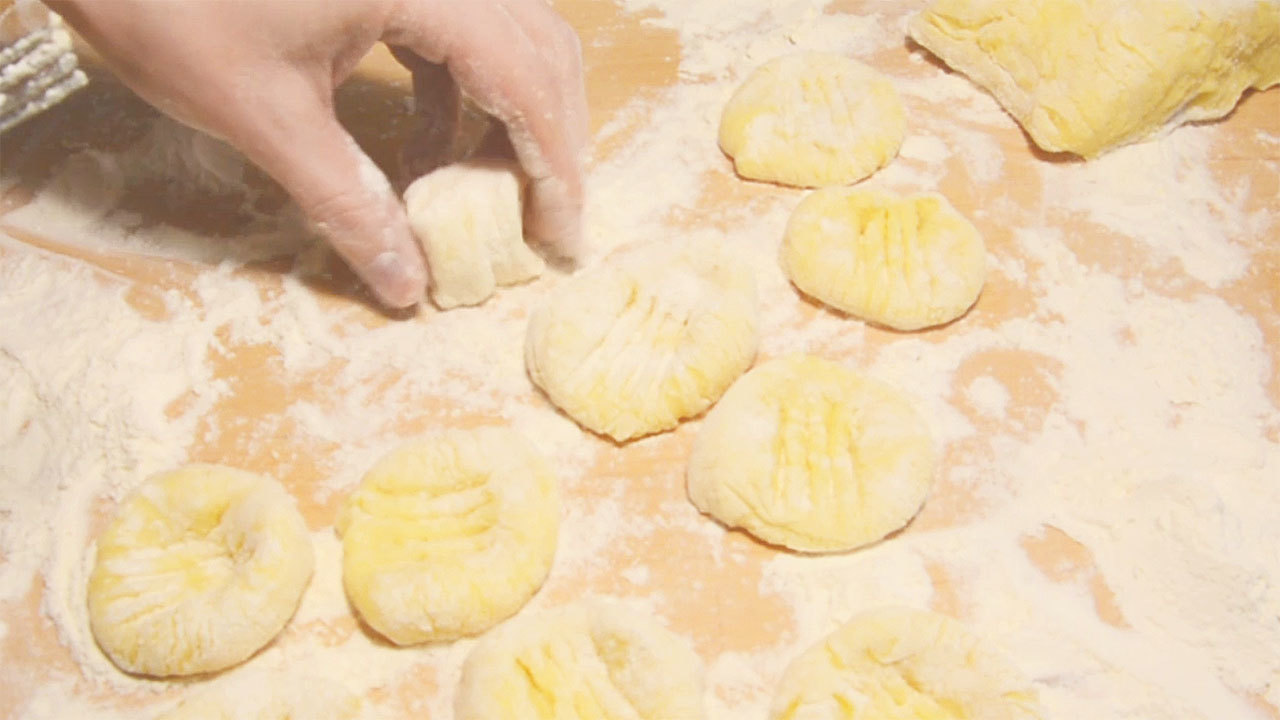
top-left (2, 1), bottom-right (1278, 718)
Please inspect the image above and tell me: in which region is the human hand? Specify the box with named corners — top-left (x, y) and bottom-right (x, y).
top-left (47, 0), bottom-right (588, 308)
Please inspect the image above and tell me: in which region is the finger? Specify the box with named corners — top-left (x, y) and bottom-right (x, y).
top-left (495, 0), bottom-right (589, 152)
top-left (387, 0), bottom-right (587, 260)
top-left (226, 71), bottom-right (427, 308)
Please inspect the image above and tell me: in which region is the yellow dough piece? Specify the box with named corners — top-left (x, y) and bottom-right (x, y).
top-left (455, 602), bottom-right (707, 720)
top-left (337, 428), bottom-right (560, 645)
top-left (909, 0), bottom-right (1280, 157)
top-left (770, 607), bottom-right (1044, 719)
top-left (154, 670), bottom-right (360, 720)
top-left (718, 52), bottom-right (906, 188)
top-left (404, 158), bottom-right (545, 309)
top-left (87, 465), bottom-right (314, 677)
top-left (525, 242), bottom-right (759, 442)
top-left (782, 188), bottom-right (986, 331)
top-left (687, 355), bottom-right (935, 553)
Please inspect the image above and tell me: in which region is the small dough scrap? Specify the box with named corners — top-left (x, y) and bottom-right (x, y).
top-left (525, 242), bottom-right (759, 442)
top-left (688, 355), bottom-right (934, 553)
top-left (909, 0), bottom-right (1280, 157)
top-left (154, 670), bottom-right (360, 720)
top-left (337, 428), bottom-right (560, 645)
top-left (782, 188), bottom-right (986, 331)
top-left (87, 465), bottom-right (314, 677)
top-left (455, 602), bottom-right (706, 720)
top-left (770, 607), bottom-right (1044, 719)
top-left (404, 159), bottom-right (545, 309)
top-left (718, 52), bottom-right (906, 188)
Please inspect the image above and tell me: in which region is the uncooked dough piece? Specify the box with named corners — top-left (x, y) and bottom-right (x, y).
top-left (525, 242), bottom-right (759, 442)
top-left (337, 428), bottom-right (560, 645)
top-left (87, 465), bottom-right (314, 677)
top-left (455, 602), bottom-right (707, 720)
top-left (154, 670), bottom-right (360, 720)
top-left (688, 355), bottom-right (935, 553)
top-left (909, 0), bottom-right (1280, 157)
top-left (770, 607), bottom-right (1044, 719)
top-left (718, 52), bottom-right (906, 188)
top-left (782, 188), bottom-right (986, 331)
top-left (404, 158), bottom-right (545, 309)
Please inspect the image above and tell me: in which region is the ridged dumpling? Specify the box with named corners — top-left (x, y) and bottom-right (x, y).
top-left (688, 355), bottom-right (934, 553)
top-left (783, 188), bottom-right (986, 330)
top-left (337, 428), bottom-right (560, 645)
top-left (87, 465), bottom-right (313, 677)
top-left (455, 603), bottom-right (706, 720)
top-left (719, 52), bottom-right (905, 188)
top-left (770, 607), bottom-right (1043, 719)
top-left (526, 242), bottom-right (759, 442)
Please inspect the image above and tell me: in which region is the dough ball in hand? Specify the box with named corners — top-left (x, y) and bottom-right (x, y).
top-left (404, 159), bottom-right (546, 309)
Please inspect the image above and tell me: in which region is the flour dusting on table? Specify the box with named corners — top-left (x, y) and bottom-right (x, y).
top-left (2, 1), bottom-right (1278, 718)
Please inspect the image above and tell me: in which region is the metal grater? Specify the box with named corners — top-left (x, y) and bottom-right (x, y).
top-left (0, 0), bottom-right (87, 133)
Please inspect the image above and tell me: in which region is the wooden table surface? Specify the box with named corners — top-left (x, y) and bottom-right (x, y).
top-left (2, 1), bottom-right (1278, 717)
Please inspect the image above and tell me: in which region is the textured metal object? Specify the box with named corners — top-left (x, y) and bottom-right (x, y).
top-left (0, 0), bottom-right (86, 133)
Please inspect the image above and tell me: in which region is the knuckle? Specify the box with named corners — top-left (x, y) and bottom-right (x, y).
top-left (304, 189), bottom-right (379, 246)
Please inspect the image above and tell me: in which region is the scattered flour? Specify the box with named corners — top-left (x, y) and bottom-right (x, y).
top-left (1, 1), bottom-right (1277, 718)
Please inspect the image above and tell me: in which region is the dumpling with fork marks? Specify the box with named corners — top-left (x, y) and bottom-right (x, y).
top-left (782, 188), bottom-right (986, 331)
top-left (719, 52), bottom-right (906, 188)
top-left (87, 464), bottom-right (314, 677)
top-left (525, 242), bottom-right (759, 442)
top-left (454, 602), bottom-right (707, 720)
top-left (337, 427), bottom-right (560, 645)
top-left (770, 607), bottom-right (1043, 719)
top-left (688, 354), bottom-right (935, 553)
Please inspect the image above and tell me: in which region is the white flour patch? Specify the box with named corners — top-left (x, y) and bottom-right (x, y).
top-left (1, 1), bottom-right (1277, 718)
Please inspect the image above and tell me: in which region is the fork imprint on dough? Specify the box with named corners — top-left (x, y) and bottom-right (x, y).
top-left (525, 242), bottom-right (759, 442)
top-left (87, 464), bottom-right (314, 677)
top-left (337, 428), bottom-right (560, 645)
top-left (404, 159), bottom-right (545, 309)
top-left (782, 188), bottom-right (986, 331)
top-left (770, 607), bottom-right (1044, 719)
top-left (688, 355), bottom-right (935, 553)
top-left (718, 52), bottom-right (906, 188)
top-left (454, 602), bottom-right (707, 720)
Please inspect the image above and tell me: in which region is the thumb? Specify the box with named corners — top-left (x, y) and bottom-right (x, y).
top-left (227, 77), bottom-right (427, 308)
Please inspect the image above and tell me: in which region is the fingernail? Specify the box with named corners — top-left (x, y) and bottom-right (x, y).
top-left (365, 250), bottom-right (426, 308)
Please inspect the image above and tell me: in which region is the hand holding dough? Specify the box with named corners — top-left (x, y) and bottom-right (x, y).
top-left (719, 52), bottom-right (905, 188)
top-left (337, 428), bottom-right (560, 645)
top-left (87, 465), bottom-right (313, 677)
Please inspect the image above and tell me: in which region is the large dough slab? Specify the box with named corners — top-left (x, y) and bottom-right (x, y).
top-left (909, 0), bottom-right (1280, 157)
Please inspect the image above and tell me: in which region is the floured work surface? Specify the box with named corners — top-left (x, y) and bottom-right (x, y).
top-left (1, 1), bottom-right (1278, 718)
